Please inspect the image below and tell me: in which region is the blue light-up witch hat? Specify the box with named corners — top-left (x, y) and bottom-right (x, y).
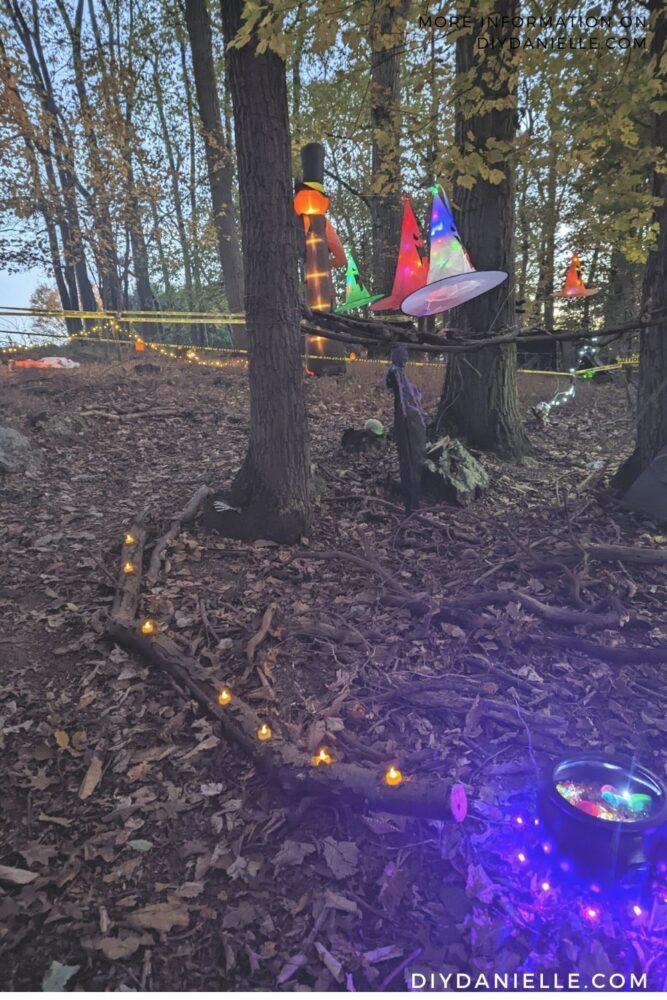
top-left (400, 185), bottom-right (507, 317)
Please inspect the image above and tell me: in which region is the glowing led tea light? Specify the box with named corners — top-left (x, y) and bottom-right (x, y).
top-left (124, 532), bottom-right (136, 545)
top-left (517, 852), bottom-right (527, 864)
top-left (257, 723), bottom-right (271, 741)
top-left (632, 904), bottom-right (643, 917)
top-left (583, 905), bottom-right (600, 923)
top-left (540, 881), bottom-right (551, 893)
top-left (218, 688), bottom-right (232, 706)
top-left (140, 619), bottom-right (156, 635)
top-left (122, 561), bottom-right (135, 574)
top-left (312, 747), bottom-right (332, 766)
top-left (384, 766), bottom-right (403, 787)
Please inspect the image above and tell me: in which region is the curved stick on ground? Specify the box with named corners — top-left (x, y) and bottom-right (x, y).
top-left (146, 485), bottom-right (212, 586)
top-left (530, 633), bottom-right (667, 665)
top-left (448, 589), bottom-right (622, 629)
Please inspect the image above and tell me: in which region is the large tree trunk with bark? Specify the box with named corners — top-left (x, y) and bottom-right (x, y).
top-left (614, 0), bottom-right (667, 488)
top-left (210, 0), bottom-right (310, 544)
top-left (368, 0), bottom-right (410, 301)
top-left (436, 0), bottom-right (526, 460)
top-left (184, 0), bottom-right (245, 336)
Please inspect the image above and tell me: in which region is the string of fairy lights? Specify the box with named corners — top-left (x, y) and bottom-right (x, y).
top-left (0, 313), bottom-right (639, 378)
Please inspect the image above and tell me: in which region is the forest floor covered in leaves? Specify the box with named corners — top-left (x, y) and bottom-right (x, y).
top-left (1, 354), bottom-right (666, 991)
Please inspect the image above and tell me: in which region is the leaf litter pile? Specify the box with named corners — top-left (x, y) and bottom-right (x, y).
top-left (1, 357), bottom-right (666, 991)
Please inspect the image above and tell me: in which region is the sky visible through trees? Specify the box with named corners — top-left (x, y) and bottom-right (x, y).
top-left (0, 0), bottom-right (658, 337)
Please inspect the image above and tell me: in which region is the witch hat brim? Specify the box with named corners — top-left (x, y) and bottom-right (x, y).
top-left (401, 270), bottom-right (507, 317)
top-left (552, 287), bottom-right (599, 298)
top-left (335, 292), bottom-right (383, 313)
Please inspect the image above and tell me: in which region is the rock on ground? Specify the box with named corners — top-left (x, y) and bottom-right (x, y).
top-left (0, 426), bottom-right (41, 474)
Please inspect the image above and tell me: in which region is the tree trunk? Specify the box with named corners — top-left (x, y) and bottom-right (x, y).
top-left (86, 0), bottom-right (161, 337)
top-left (581, 245), bottom-right (599, 328)
top-left (369, 0), bottom-right (410, 300)
top-left (529, 147), bottom-right (557, 329)
top-left (54, 0), bottom-right (123, 311)
top-left (212, 0), bottom-right (310, 544)
top-left (517, 163), bottom-right (529, 316)
top-left (436, 0), bottom-right (526, 460)
top-left (6, 0), bottom-right (97, 318)
top-left (0, 34), bottom-right (82, 333)
top-left (604, 246), bottom-right (643, 328)
top-left (178, 32), bottom-right (202, 296)
top-left (184, 0), bottom-right (245, 331)
top-left (614, 0), bottom-right (667, 487)
top-left (152, 56), bottom-right (195, 301)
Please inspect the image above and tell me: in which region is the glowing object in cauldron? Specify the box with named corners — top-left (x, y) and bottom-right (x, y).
top-left (556, 779), bottom-right (653, 822)
top-left (384, 766), bottom-right (403, 787)
top-left (217, 688), bottom-right (232, 706)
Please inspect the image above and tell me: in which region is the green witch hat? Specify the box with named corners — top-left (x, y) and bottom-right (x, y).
top-left (335, 249), bottom-right (381, 313)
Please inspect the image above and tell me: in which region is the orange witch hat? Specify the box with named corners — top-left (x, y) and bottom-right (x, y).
top-left (552, 250), bottom-right (598, 299)
top-left (371, 194), bottom-right (427, 312)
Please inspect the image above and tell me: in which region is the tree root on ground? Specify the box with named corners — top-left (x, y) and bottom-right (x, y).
top-left (147, 485), bottom-right (212, 585)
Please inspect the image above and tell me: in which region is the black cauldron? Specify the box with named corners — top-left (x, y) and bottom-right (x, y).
top-left (541, 754), bottom-right (667, 877)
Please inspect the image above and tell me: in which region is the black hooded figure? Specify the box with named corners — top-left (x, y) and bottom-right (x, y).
top-left (385, 345), bottom-right (426, 512)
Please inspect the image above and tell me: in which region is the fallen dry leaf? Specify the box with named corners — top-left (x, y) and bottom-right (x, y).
top-left (0, 864), bottom-right (38, 885)
top-left (322, 838), bottom-right (359, 880)
top-left (84, 933), bottom-right (152, 960)
top-left (79, 755), bottom-right (103, 800)
top-left (127, 899), bottom-right (189, 933)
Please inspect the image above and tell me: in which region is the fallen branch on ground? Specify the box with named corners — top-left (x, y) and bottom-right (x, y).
top-left (300, 548), bottom-right (623, 629)
top-left (111, 513), bottom-right (150, 624)
top-left (527, 633), bottom-right (667, 665)
top-left (146, 485), bottom-right (212, 585)
top-left (79, 407), bottom-right (191, 420)
top-left (528, 541), bottom-right (667, 568)
top-left (106, 620), bottom-right (464, 820)
top-left (104, 507), bottom-right (466, 822)
top-left (446, 588), bottom-right (622, 629)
